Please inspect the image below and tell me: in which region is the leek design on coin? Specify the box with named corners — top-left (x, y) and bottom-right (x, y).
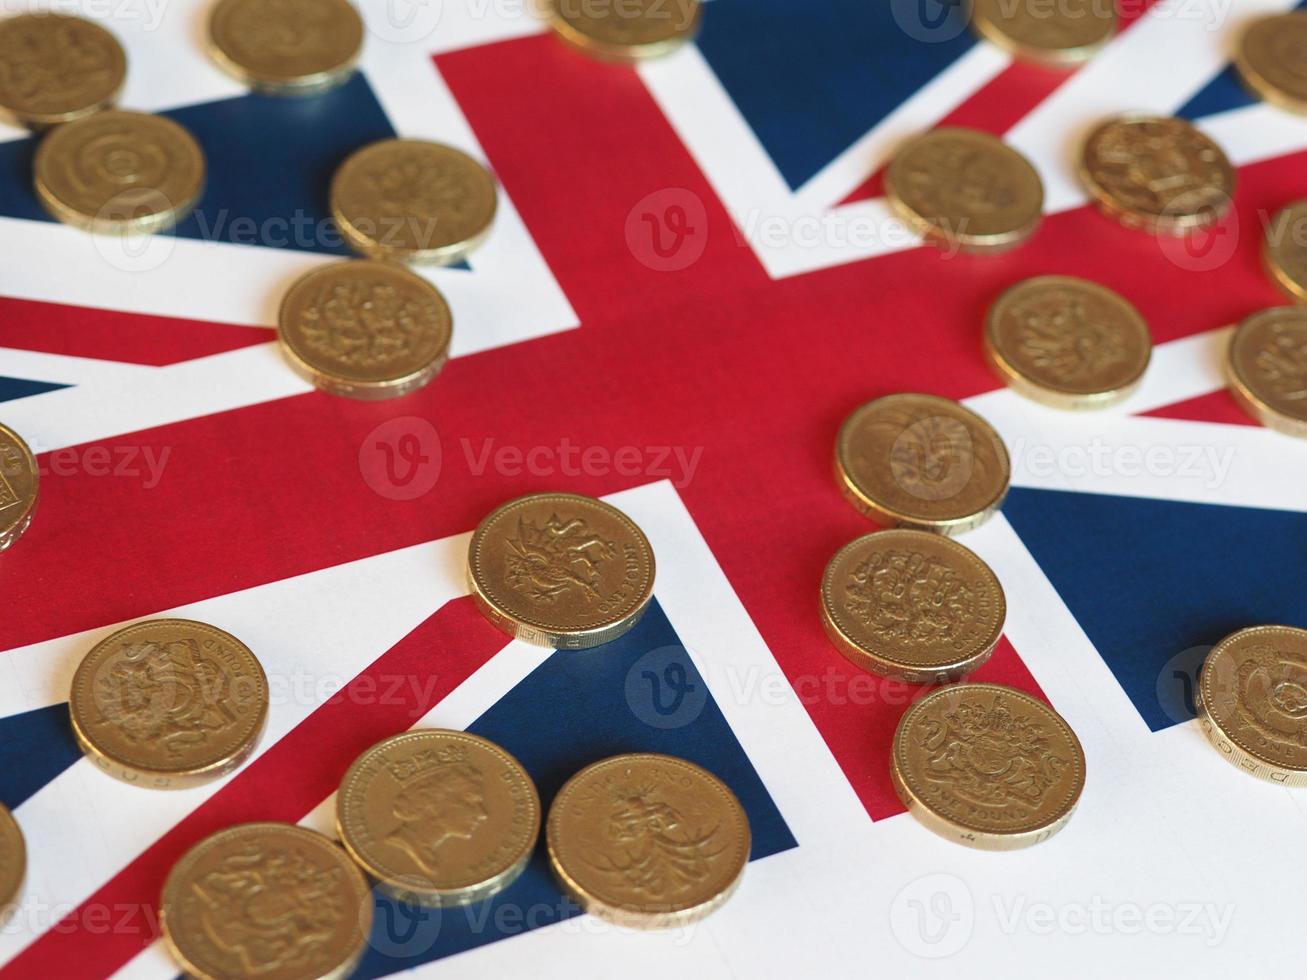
top-left (468, 492), bottom-right (656, 648)
top-left (161, 823), bottom-right (373, 980)
top-left (69, 619), bottom-right (270, 788)
top-left (0, 13), bottom-right (126, 128)
top-left (0, 804), bottom-right (24, 923)
top-left (1235, 12), bottom-right (1307, 117)
top-left (208, 0), bottom-right (364, 95)
top-left (547, 754), bottom-right (750, 928)
top-left (1263, 200), bottom-right (1307, 303)
top-left (337, 730), bottom-right (541, 907)
top-left (547, 0), bottom-right (702, 62)
top-left (892, 683), bottom-right (1086, 850)
top-left (0, 422), bottom-right (39, 553)
top-left (969, 0), bottom-right (1116, 67)
top-left (1227, 307), bottom-right (1307, 438)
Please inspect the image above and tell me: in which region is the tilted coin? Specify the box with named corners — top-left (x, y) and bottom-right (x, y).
top-left (69, 619), bottom-right (269, 788)
top-left (1227, 307), bottom-right (1307, 438)
top-left (1079, 115), bottom-right (1235, 234)
top-left (277, 260), bottom-right (453, 400)
top-left (984, 275), bottom-right (1153, 409)
top-left (969, 0), bottom-right (1116, 67)
top-left (208, 0), bottom-right (363, 96)
top-left (0, 422), bottom-right (39, 553)
top-left (1263, 200), bottom-right (1307, 303)
top-left (0, 804), bottom-right (24, 922)
top-left (0, 13), bottom-right (125, 128)
top-left (33, 110), bottom-right (206, 234)
top-left (337, 730), bottom-right (540, 906)
top-left (547, 753), bottom-right (750, 928)
top-left (1235, 12), bottom-right (1307, 116)
top-left (892, 683), bottom-right (1086, 849)
top-left (468, 492), bottom-right (656, 649)
top-left (885, 127), bottom-right (1044, 254)
top-left (821, 530), bottom-right (1006, 684)
top-left (547, 0), bottom-right (702, 62)
top-left (836, 393), bottom-right (1011, 534)
top-left (330, 138), bottom-right (497, 265)
top-left (161, 822), bottom-right (372, 980)
top-left (1197, 625), bottom-right (1307, 784)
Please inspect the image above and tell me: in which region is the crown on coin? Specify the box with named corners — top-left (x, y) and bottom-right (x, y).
top-left (386, 745), bottom-right (469, 782)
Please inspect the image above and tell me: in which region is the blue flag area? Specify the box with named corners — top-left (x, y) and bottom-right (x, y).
top-left (1004, 488), bottom-right (1307, 732)
top-left (0, 704), bottom-right (82, 810)
top-left (1179, 0), bottom-right (1307, 120)
top-left (0, 376), bottom-right (66, 403)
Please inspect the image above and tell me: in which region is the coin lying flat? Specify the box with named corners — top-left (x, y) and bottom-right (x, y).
top-left (547, 753), bottom-right (750, 928)
top-left (885, 127), bottom-right (1044, 254)
top-left (1079, 115), bottom-right (1235, 234)
top-left (1227, 307), bottom-right (1307, 438)
top-left (892, 683), bottom-right (1086, 850)
top-left (468, 492), bottom-right (655, 649)
top-left (1263, 200), bottom-right (1307, 303)
top-left (208, 0), bottom-right (363, 95)
top-left (547, 0), bottom-right (702, 62)
top-left (69, 619), bottom-right (269, 788)
top-left (337, 730), bottom-right (540, 906)
top-left (0, 804), bottom-right (24, 922)
top-left (0, 422), bottom-right (39, 553)
top-left (836, 393), bottom-right (1011, 534)
top-left (161, 822), bottom-right (373, 980)
top-left (1235, 12), bottom-right (1307, 116)
top-left (0, 13), bottom-right (126, 128)
top-left (33, 110), bottom-right (206, 234)
top-left (969, 0), bottom-right (1116, 67)
top-left (984, 275), bottom-right (1152, 409)
top-left (331, 139), bottom-right (497, 265)
top-left (821, 530), bottom-right (1006, 684)
top-left (277, 260), bottom-right (453, 400)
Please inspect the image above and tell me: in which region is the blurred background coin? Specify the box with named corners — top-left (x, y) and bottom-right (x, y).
top-left (0, 804), bottom-right (23, 924)
top-left (0, 13), bottom-right (125, 128)
top-left (1227, 307), bottom-right (1307, 438)
top-left (969, 0), bottom-right (1116, 67)
top-left (0, 422), bottom-right (39, 553)
top-left (1263, 200), bottom-right (1307, 302)
top-left (208, 0), bottom-right (364, 95)
top-left (547, 0), bottom-right (702, 62)
top-left (1235, 12), bottom-right (1307, 116)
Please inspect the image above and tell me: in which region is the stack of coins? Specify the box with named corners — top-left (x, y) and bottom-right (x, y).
top-left (1234, 12), bottom-right (1307, 117)
top-left (0, 804), bottom-right (24, 925)
top-left (0, 13), bottom-right (125, 128)
top-left (1226, 307), bottom-right (1307, 438)
top-left (207, 0), bottom-right (364, 96)
top-left (1263, 200), bottom-right (1307, 303)
top-left (546, 0), bottom-right (703, 62)
top-left (969, 0), bottom-right (1117, 68)
top-left (0, 423), bottom-right (39, 552)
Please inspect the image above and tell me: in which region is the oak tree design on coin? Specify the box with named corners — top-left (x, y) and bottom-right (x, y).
top-left (331, 138), bottom-right (498, 265)
top-left (0, 422), bottom-right (39, 553)
top-left (1235, 12), bottom-right (1307, 116)
top-left (821, 530), bottom-right (1006, 684)
top-left (891, 683), bottom-right (1086, 850)
top-left (0, 804), bottom-right (24, 921)
top-left (984, 275), bottom-right (1153, 409)
top-left (69, 619), bottom-right (269, 788)
top-left (161, 823), bottom-right (372, 980)
top-left (468, 492), bottom-right (656, 648)
top-left (33, 110), bottom-right (206, 234)
top-left (885, 127), bottom-right (1044, 254)
top-left (1197, 626), bottom-right (1307, 784)
top-left (0, 13), bottom-right (126, 128)
top-left (969, 0), bottom-right (1116, 67)
top-left (337, 730), bottom-right (541, 907)
top-left (208, 0), bottom-right (364, 95)
top-left (1227, 307), bottom-right (1307, 438)
top-left (547, 0), bottom-right (702, 62)
top-left (547, 754), bottom-right (750, 928)
top-left (1079, 115), bottom-right (1235, 234)
top-left (1263, 200), bottom-right (1307, 302)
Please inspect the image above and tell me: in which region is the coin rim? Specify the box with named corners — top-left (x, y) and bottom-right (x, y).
top-left (1234, 13), bottom-right (1307, 117)
top-left (206, 0), bottom-right (364, 95)
top-left (967, 0), bottom-right (1117, 67)
top-left (1227, 306), bottom-right (1307, 438)
top-left (0, 803), bottom-right (25, 917)
top-left (1262, 200), bottom-right (1307, 303)
top-left (546, 0), bottom-right (703, 63)
top-left (0, 12), bottom-right (127, 128)
top-left (0, 421), bottom-right (39, 547)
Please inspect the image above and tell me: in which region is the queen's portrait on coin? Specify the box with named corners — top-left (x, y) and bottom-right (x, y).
top-left (384, 758), bottom-right (489, 877)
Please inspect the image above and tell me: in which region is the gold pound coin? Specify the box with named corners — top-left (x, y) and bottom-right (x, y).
top-left (1197, 626), bottom-right (1307, 784)
top-left (337, 730), bottom-right (540, 906)
top-left (330, 139), bottom-right (497, 266)
top-left (1235, 12), bottom-right (1307, 116)
top-left (969, 0), bottom-right (1116, 67)
top-left (547, 0), bottom-right (702, 62)
top-left (885, 127), bottom-right (1044, 254)
top-left (161, 822), bottom-right (373, 980)
top-left (208, 0), bottom-right (364, 96)
top-left (0, 422), bottom-right (39, 553)
top-left (1227, 306), bottom-right (1307, 438)
top-left (69, 619), bottom-right (269, 788)
top-left (468, 492), bottom-right (655, 649)
top-left (1079, 115), bottom-right (1235, 235)
top-left (547, 753), bottom-right (750, 928)
top-left (277, 260), bottom-right (452, 400)
top-left (821, 530), bottom-right (1006, 684)
top-left (33, 110), bottom-right (206, 235)
top-left (0, 804), bottom-right (24, 925)
top-left (0, 13), bottom-right (126, 129)
top-left (984, 275), bottom-right (1153, 409)
top-left (892, 683), bottom-right (1086, 850)
top-left (1263, 200), bottom-right (1307, 302)
top-left (835, 393), bottom-right (1011, 534)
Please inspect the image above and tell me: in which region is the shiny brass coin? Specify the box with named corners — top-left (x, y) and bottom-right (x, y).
top-left (0, 422), bottom-right (39, 553)
top-left (468, 492), bottom-right (655, 649)
top-left (1079, 115), bottom-right (1235, 234)
top-left (821, 530), bottom-right (1005, 684)
top-left (0, 804), bottom-right (24, 922)
top-left (885, 127), bottom-right (1044, 254)
top-left (547, 0), bottom-right (702, 62)
top-left (277, 260), bottom-right (453, 400)
top-left (69, 619), bottom-right (269, 788)
top-left (161, 822), bottom-right (372, 980)
top-left (547, 753), bottom-right (750, 928)
top-left (208, 0), bottom-right (363, 95)
top-left (984, 275), bottom-right (1152, 409)
top-left (969, 0), bottom-right (1116, 67)
top-left (0, 13), bottom-right (126, 129)
top-left (836, 393), bottom-right (1010, 534)
top-left (1197, 625), bottom-right (1307, 784)
top-left (1227, 306), bottom-right (1307, 438)
top-left (892, 683), bottom-right (1086, 850)
top-left (337, 730), bottom-right (540, 907)
top-left (1235, 12), bottom-right (1307, 116)
top-left (330, 138), bottom-right (497, 265)
top-left (1263, 200), bottom-right (1307, 302)
top-left (33, 110), bottom-right (206, 235)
